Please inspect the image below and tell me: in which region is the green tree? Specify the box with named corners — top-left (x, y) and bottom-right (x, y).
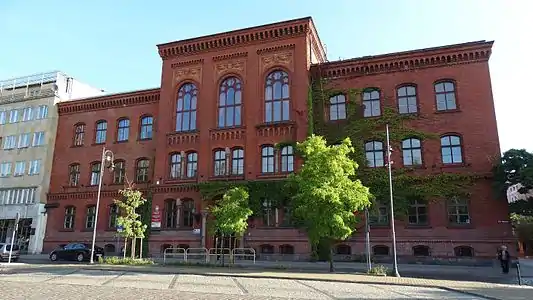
top-left (114, 183), bottom-right (148, 259)
top-left (288, 135), bottom-right (372, 272)
top-left (210, 187), bottom-right (253, 266)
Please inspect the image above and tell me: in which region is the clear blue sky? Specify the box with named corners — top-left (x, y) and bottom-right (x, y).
top-left (1, 0), bottom-right (530, 152)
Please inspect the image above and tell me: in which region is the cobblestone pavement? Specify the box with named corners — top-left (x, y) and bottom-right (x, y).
top-left (0, 268), bottom-right (489, 299)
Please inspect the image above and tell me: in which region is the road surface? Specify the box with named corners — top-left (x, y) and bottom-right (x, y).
top-left (0, 267), bottom-right (489, 299)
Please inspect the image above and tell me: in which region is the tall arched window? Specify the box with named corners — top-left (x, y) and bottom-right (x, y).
top-left (86, 206), bottom-right (96, 229)
top-left (116, 118), bottom-right (130, 142)
top-left (95, 121), bottom-right (107, 144)
top-left (90, 162), bottom-right (101, 186)
top-left (112, 160), bottom-right (125, 184)
top-left (441, 135), bottom-right (463, 164)
top-left (232, 148), bottom-right (244, 175)
top-left (402, 138), bottom-right (422, 166)
top-left (213, 150), bottom-right (226, 176)
top-left (108, 205), bottom-right (119, 228)
top-left (362, 89), bottom-right (381, 117)
top-left (280, 146), bottom-right (294, 172)
top-left (73, 123), bottom-right (85, 146)
top-left (64, 206), bottom-right (76, 229)
top-left (397, 85), bottom-right (417, 114)
top-left (169, 153), bottom-right (182, 179)
top-left (365, 141), bottom-right (384, 167)
top-left (435, 81), bottom-right (457, 111)
top-left (176, 83), bottom-right (198, 132)
top-left (261, 145), bottom-right (275, 173)
top-left (265, 70), bottom-right (290, 123)
top-left (182, 199), bottom-right (195, 227)
top-left (135, 159), bottom-right (149, 183)
top-left (329, 94), bottom-right (346, 120)
top-left (139, 116), bottom-right (153, 140)
top-left (186, 152), bottom-right (198, 178)
top-left (218, 77), bottom-right (242, 128)
top-left (68, 163), bottom-right (80, 187)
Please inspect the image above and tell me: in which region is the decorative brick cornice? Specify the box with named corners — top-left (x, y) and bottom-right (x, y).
top-left (157, 17), bottom-right (310, 60)
top-left (47, 184), bottom-right (199, 201)
top-left (314, 41), bottom-right (494, 79)
top-left (212, 52), bottom-right (248, 62)
top-left (256, 44), bottom-right (295, 55)
top-left (171, 59), bottom-right (204, 69)
top-left (58, 88), bottom-right (160, 115)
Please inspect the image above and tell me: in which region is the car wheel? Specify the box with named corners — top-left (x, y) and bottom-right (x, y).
top-left (50, 253), bottom-right (58, 261)
top-left (76, 253), bottom-right (84, 262)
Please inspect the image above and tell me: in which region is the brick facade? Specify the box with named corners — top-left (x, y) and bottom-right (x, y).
top-left (43, 17), bottom-right (512, 263)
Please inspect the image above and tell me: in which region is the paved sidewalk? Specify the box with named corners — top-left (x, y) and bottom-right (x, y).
top-left (4, 263), bottom-right (532, 300)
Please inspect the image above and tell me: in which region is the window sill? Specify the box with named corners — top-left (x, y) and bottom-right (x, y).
top-left (81, 228), bottom-right (94, 232)
top-left (405, 225), bottom-right (432, 229)
top-left (369, 225), bottom-right (390, 229)
top-left (440, 163), bottom-right (467, 169)
top-left (92, 143), bottom-right (106, 146)
top-left (208, 175), bottom-right (245, 181)
top-left (160, 227), bottom-right (195, 232)
top-left (114, 140), bottom-right (129, 144)
top-left (163, 178), bottom-right (198, 184)
top-left (435, 109), bottom-right (461, 114)
top-left (257, 173), bottom-right (289, 179)
top-left (167, 130), bottom-right (199, 136)
top-left (104, 228), bottom-right (119, 232)
top-left (255, 121), bottom-right (296, 128)
top-left (58, 229), bottom-right (75, 232)
top-left (210, 126), bottom-right (245, 131)
top-left (70, 145), bottom-right (84, 148)
top-left (137, 138), bottom-right (153, 142)
top-left (446, 224), bottom-right (474, 229)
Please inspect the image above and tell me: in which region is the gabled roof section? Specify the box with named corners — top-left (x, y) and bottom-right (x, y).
top-left (314, 40), bottom-right (494, 79)
top-left (58, 88), bottom-right (160, 115)
top-left (157, 17), bottom-right (312, 60)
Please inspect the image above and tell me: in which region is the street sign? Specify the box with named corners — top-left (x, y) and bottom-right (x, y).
top-left (117, 225), bottom-right (123, 232)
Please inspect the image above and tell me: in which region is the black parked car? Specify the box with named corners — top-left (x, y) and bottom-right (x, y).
top-left (49, 243), bottom-right (104, 262)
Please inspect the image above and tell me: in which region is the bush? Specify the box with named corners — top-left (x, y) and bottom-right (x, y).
top-left (102, 256), bottom-right (154, 266)
top-left (367, 265), bottom-right (388, 276)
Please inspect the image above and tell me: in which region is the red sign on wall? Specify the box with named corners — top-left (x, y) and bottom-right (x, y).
top-left (151, 205), bottom-right (161, 228)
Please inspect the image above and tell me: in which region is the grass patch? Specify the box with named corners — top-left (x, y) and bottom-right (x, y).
top-left (101, 256), bottom-right (155, 266)
top-left (367, 265), bottom-right (388, 276)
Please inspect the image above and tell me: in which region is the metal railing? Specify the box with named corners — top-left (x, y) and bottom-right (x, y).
top-left (232, 248), bottom-right (256, 264)
top-left (186, 247), bottom-right (209, 263)
top-left (162, 247), bottom-right (256, 265)
top-left (162, 247), bottom-right (186, 264)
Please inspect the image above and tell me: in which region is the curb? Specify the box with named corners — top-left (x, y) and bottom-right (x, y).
top-left (78, 265), bottom-right (507, 300)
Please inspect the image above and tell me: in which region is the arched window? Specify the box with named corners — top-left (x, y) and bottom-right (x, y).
top-left (169, 153), bottom-right (182, 179)
top-left (373, 245), bottom-right (390, 256)
top-left (369, 203), bottom-right (389, 226)
top-left (261, 145), bottom-right (275, 173)
top-left (262, 199), bottom-right (275, 227)
top-left (176, 83), bottom-right (198, 132)
top-left (329, 94), bottom-right (346, 120)
top-left (448, 197), bottom-right (470, 224)
top-left (161, 244), bottom-right (172, 253)
top-left (139, 116), bottom-right (153, 140)
top-left (435, 81), bottom-right (457, 111)
top-left (186, 152), bottom-right (198, 178)
top-left (231, 148), bottom-right (244, 175)
top-left (397, 85), bottom-right (417, 114)
top-left (454, 246), bottom-right (474, 257)
top-left (218, 77), bottom-right (242, 128)
top-left (73, 123), bottom-right (85, 146)
top-left (441, 135), bottom-right (463, 164)
top-left (260, 244), bottom-right (274, 254)
top-left (280, 146), bottom-right (294, 172)
top-left (213, 149), bottom-right (226, 176)
top-left (402, 138), bottom-right (422, 166)
top-left (279, 244), bottom-right (295, 255)
top-left (182, 199), bottom-right (195, 227)
top-left (112, 160), bottom-right (125, 184)
top-left (90, 162), bottom-right (101, 186)
top-left (413, 245), bottom-right (430, 256)
top-left (116, 118), bottom-right (130, 142)
top-left (265, 70), bottom-right (290, 123)
top-left (68, 163), bottom-right (80, 187)
top-left (362, 89), bottom-right (381, 117)
top-left (335, 244), bottom-right (351, 255)
top-left (365, 141), bottom-right (384, 167)
top-left (95, 121), bottom-right (107, 144)
top-left (408, 200), bottom-right (428, 225)
top-left (86, 206), bottom-right (96, 229)
top-left (164, 199), bottom-right (177, 228)
top-left (135, 159), bottom-right (150, 183)
top-left (63, 206), bottom-right (76, 229)
top-left (108, 205), bottom-right (119, 228)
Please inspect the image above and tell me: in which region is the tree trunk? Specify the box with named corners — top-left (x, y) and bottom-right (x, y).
top-left (131, 237), bottom-right (136, 259)
top-left (329, 245), bottom-right (335, 273)
top-left (221, 234), bottom-right (225, 267)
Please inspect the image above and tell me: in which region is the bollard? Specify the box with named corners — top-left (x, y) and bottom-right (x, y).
top-left (516, 261), bottom-right (522, 286)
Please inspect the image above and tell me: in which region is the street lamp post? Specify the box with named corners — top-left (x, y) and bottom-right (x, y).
top-left (90, 147), bottom-right (115, 264)
top-left (386, 124), bottom-right (400, 277)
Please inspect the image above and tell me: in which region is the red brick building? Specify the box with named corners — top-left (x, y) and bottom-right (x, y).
top-left (44, 17), bottom-right (512, 262)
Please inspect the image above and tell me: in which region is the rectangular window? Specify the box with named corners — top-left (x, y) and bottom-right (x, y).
top-left (8, 109), bottom-right (19, 123)
top-left (35, 105), bottom-right (48, 119)
top-left (14, 161), bottom-right (26, 176)
top-left (28, 159), bottom-right (41, 175)
top-left (32, 131), bottom-right (45, 146)
top-left (18, 133), bottom-right (30, 148)
top-left (0, 111), bottom-right (6, 124)
top-left (3, 135), bottom-right (16, 149)
top-left (0, 162), bottom-right (12, 177)
top-left (22, 107), bottom-right (34, 121)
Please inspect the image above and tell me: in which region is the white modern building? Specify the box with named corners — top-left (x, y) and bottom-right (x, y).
top-left (0, 71), bottom-right (103, 254)
top-left (507, 183), bottom-right (533, 204)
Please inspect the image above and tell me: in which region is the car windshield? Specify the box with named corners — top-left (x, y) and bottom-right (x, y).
top-left (0, 243), bottom-right (19, 251)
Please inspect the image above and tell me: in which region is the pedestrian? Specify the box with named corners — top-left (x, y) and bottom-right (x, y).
top-left (497, 245), bottom-right (510, 274)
